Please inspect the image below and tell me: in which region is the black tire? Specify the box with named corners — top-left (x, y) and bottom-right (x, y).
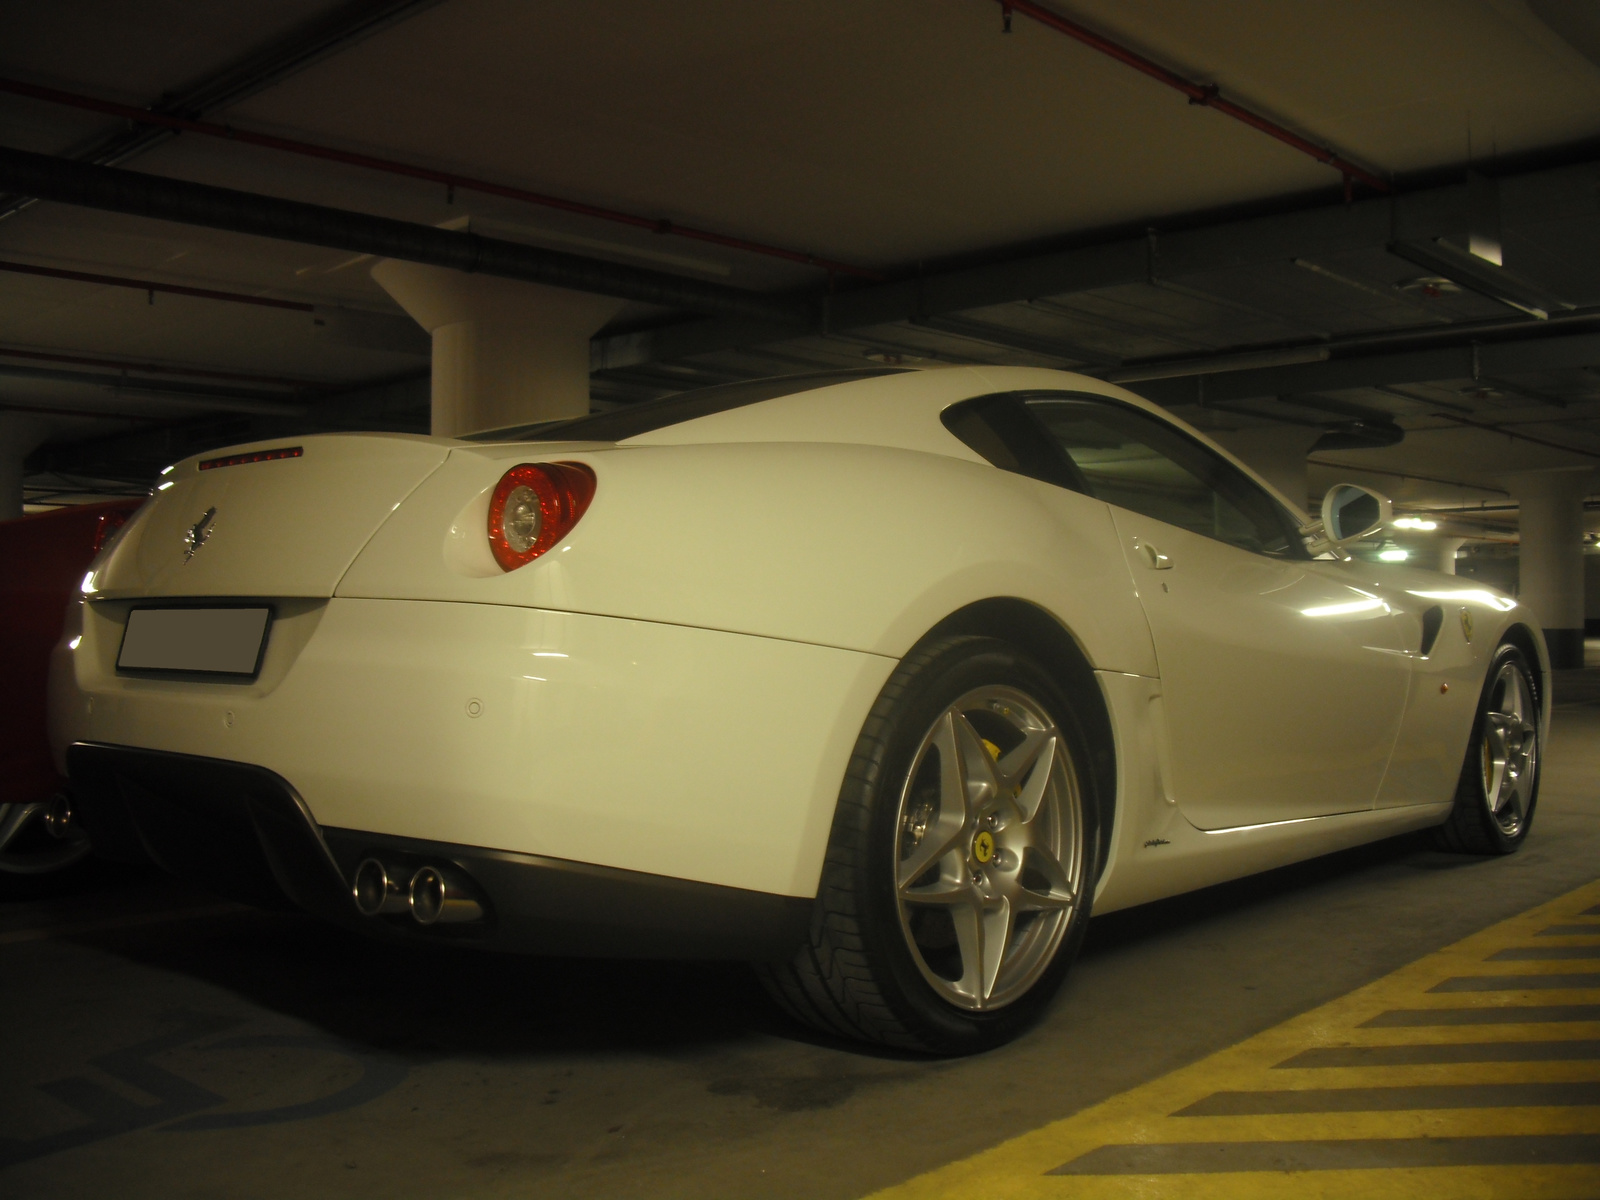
top-left (759, 635), bottom-right (1102, 1054)
top-left (1432, 642), bottom-right (1542, 855)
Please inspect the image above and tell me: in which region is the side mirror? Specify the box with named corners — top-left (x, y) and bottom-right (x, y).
top-left (1302, 482), bottom-right (1393, 557)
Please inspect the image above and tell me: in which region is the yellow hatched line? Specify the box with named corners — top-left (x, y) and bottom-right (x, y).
top-left (865, 879), bottom-right (1600, 1200)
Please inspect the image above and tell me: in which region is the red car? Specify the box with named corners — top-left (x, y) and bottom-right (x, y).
top-left (1, 497), bottom-right (143, 873)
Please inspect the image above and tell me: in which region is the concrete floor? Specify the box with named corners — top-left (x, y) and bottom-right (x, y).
top-left (4, 674), bottom-right (1598, 1200)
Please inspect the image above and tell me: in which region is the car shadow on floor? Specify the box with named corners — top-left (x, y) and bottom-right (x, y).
top-left (59, 900), bottom-right (782, 1058)
top-left (24, 827), bottom-right (1475, 1064)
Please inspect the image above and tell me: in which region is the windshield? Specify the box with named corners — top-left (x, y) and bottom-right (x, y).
top-left (459, 368), bottom-right (910, 443)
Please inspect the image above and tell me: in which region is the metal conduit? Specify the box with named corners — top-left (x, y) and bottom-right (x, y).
top-left (996, 0), bottom-right (1388, 193)
top-left (0, 147), bottom-right (814, 327)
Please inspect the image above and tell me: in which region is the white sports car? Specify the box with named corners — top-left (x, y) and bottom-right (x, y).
top-left (49, 366), bottom-right (1545, 1053)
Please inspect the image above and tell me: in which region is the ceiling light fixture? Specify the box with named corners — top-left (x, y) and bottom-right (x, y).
top-left (1397, 276), bottom-right (1462, 298)
top-left (1106, 345), bottom-right (1330, 383)
top-left (1390, 240), bottom-right (1569, 321)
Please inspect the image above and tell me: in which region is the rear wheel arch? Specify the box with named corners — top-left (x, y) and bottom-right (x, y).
top-left (923, 598), bottom-right (1117, 874)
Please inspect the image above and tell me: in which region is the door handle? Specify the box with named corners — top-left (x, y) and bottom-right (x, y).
top-left (1138, 543), bottom-right (1173, 570)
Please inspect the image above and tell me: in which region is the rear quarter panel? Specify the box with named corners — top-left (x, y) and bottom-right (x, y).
top-left (338, 440), bottom-right (1159, 676)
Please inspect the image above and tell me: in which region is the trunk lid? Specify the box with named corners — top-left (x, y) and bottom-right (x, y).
top-left (89, 434), bottom-right (449, 599)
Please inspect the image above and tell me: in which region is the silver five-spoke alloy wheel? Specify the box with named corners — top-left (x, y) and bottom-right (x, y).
top-left (893, 685), bottom-right (1084, 1011)
top-left (1480, 658), bottom-right (1538, 838)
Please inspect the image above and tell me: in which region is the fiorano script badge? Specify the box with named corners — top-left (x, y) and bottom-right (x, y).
top-left (184, 507), bottom-right (217, 562)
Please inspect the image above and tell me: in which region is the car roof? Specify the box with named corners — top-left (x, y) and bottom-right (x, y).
top-left (469, 365), bottom-right (1310, 520)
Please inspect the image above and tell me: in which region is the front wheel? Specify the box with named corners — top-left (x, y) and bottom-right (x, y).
top-left (760, 635), bottom-right (1100, 1054)
top-left (1433, 642), bottom-right (1542, 855)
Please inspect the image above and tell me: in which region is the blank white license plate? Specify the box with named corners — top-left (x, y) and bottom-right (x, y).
top-left (118, 607), bottom-right (272, 676)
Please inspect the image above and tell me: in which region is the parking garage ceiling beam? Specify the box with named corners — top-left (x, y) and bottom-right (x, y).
top-left (0, 361), bottom-right (308, 417)
top-left (1130, 329), bottom-right (1600, 408)
top-left (0, 147), bottom-right (812, 327)
top-left (0, 0), bottom-right (444, 221)
top-left (0, 75), bottom-right (877, 280)
top-left (599, 156), bottom-right (1600, 367)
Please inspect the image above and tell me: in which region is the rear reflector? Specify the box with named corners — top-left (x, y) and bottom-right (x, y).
top-left (200, 446), bottom-right (303, 470)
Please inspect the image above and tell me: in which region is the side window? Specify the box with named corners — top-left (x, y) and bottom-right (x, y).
top-left (1023, 396), bottom-right (1307, 558)
top-left (941, 393), bottom-right (1085, 492)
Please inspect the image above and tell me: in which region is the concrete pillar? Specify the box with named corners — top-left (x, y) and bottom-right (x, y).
top-left (0, 414), bottom-right (47, 520)
top-left (1430, 536), bottom-right (1466, 575)
top-left (1209, 425), bottom-right (1319, 514)
top-left (1506, 468), bottom-right (1594, 669)
top-left (1587, 549), bottom-right (1600, 637)
top-left (371, 259), bottom-right (623, 437)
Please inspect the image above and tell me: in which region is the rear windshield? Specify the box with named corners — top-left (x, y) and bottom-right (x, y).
top-left (459, 368), bottom-right (910, 443)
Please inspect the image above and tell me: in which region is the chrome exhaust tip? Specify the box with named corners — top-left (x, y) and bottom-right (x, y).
top-left (408, 864), bottom-right (484, 925)
top-left (44, 794), bottom-right (75, 840)
top-left (351, 858), bottom-right (411, 917)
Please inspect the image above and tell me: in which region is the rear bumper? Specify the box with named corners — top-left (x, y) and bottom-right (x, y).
top-left (68, 743), bottom-right (812, 959)
top-left (51, 595), bottom-right (895, 897)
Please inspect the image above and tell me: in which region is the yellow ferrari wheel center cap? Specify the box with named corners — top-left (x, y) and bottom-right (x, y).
top-left (972, 830), bottom-right (996, 864)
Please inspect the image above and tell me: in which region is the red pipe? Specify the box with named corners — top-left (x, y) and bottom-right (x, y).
top-left (0, 258), bottom-right (316, 311)
top-left (997, 1), bottom-right (1389, 193)
top-left (0, 77), bottom-right (879, 280)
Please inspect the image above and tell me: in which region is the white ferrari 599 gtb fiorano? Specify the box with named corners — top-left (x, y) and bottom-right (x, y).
top-left (49, 366), bottom-right (1546, 1053)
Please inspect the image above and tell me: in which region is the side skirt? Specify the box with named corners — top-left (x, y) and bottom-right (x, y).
top-left (1094, 802), bottom-right (1451, 915)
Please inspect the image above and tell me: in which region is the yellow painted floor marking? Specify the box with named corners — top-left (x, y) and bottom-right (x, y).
top-left (866, 879), bottom-right (1600, 1200)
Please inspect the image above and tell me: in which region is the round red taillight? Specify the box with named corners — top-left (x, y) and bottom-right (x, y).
top-left (486, 461), bottom-right (596, 572)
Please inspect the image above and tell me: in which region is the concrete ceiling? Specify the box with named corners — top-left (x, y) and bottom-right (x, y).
top-left (2, 0), bottom-right (1599, 525)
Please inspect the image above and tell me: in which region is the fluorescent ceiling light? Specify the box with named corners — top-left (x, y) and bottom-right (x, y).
top-left (1388, 239), bottom-right (1568, 321)
top-left (1107, 345), bottom-right (1330, 383)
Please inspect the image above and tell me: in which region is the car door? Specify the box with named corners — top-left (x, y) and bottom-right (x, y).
top-left (1019, 393), bottom-right (1412, 830)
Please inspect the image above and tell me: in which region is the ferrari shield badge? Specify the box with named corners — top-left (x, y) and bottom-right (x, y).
top-left (1459, 607), bottom-right (1474, 643)
top-left (184, 507), bottom-right (217, 562)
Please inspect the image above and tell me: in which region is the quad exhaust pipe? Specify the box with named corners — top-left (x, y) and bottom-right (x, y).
top-left (45, 793), bottom-right (75, 839)
top-left (351, 858), bottom-right (411, 916)
top-left (352, 858), bottom-right (484, 925)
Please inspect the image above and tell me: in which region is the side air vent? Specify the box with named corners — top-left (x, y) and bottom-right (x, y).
top-left (1419, 605), bottom-right (1445, 658)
